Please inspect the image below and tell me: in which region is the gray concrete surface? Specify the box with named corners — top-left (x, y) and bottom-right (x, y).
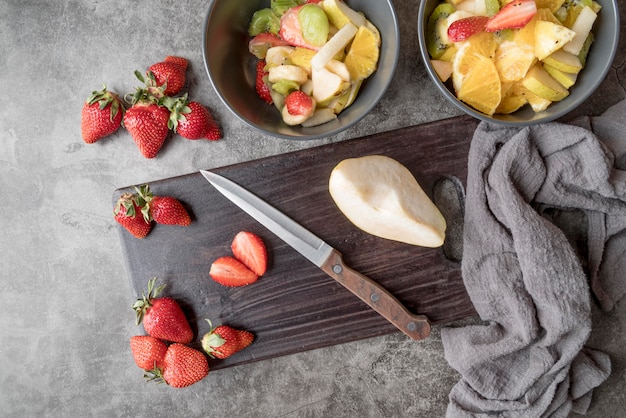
top-left (1, 1), bottom-right (625, 417)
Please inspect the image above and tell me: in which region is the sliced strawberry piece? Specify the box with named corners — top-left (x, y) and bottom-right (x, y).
top-left (279, 5), bottom-right (320, 50)
top-left (255, 60), bottom-right (273, 105)
top-left (231, 231), bottom-right (268, 276)
top-left (249, 33), bottom-right (291, 59)
top-left (285, 90), bottom-right (315, 118)
top-left (485, 0), bottom-right (537, 32)
top-left (447, 16), bottom-right (489, 42)
top-left (209, 256), bottom-right (259, 287)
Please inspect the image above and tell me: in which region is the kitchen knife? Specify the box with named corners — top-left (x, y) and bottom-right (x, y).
top-left (200, 170), bottom-right (431, 340)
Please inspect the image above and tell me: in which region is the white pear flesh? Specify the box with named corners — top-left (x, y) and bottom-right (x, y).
top-left (328, 155), bottom-right (447, 248)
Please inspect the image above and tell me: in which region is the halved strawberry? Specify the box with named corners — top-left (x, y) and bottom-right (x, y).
top-left (256, 60), bottom-right (273, 105)
top-left (285, 90), bottom-right (315, 118)
top-left (447, 16), bottom-right (489, 42)
top-left (249, 33), bottom-right (291, 59)
top-left (485, 0), bottom-right (537, 32)
top-left (209, 256), bottom-right (259, 287)
top-left (231, 231), bottom-right (268, 276)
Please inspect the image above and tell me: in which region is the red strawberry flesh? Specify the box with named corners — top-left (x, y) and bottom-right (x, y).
top-left (130, 335), bottom-right (168, 371)
top-left (209, 256), bottom-right (259, 287)
top-left (162, 344), bottom-right (209, 388)
top-left (285, 90), bottom-right (315, 118)
top-left (231, 231), bottom-right (268, 276)
top-left (447, 16), bottom-right (489, 42)
top-left (485, 0), bottom-right (537, 32)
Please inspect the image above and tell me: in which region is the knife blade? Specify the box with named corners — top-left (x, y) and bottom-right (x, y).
top-left (200, 169), bottom-right (431, 340)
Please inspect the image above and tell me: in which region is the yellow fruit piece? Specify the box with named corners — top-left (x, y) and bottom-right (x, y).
top-left (343, 25), bottom-right (380, 81)
top-left (467, 32), bottom-right (498, 58)
top-left (534, 20), bottom-right (576, 60)
top-left (535, 0), bottom-right (566, 13)
top-left (495, 40), bottom-right (536, 82)
top-left (322, 0), bottom-right (366, 29)
top-left (456, 54), bottom-right (502, 115)
top-left (497, 82), bottom-right (528, 114)
top-left (522, 64), bottom-right (569, 102)
top-left (288, 47), bottom-right (316, 71)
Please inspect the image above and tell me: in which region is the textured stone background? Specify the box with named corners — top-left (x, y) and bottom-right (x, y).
top-left (1, 0), bottom-right (624, 416)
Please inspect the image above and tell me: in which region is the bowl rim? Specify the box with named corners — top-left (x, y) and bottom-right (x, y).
top-left (202, 0), bottom-right (401, 140)
top-left (417, 0), bottom-right (620, 126)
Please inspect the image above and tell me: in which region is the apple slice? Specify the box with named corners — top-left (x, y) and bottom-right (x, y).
top-left (542, 49), bottom-right (582, 74)
top-left (311, 66), bottom-right (349, 103)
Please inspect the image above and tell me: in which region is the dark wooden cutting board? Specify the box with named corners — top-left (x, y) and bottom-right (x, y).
top-left (116, 115), bottom-right (480, 370)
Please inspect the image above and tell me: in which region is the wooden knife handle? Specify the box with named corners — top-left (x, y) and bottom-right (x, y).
top-left (320, 249), bottom-right (431, 340)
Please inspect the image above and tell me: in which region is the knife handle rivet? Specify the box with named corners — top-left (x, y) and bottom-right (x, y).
top-left (370, 293), bottom-right (380, 303)
top-left (407, 322), bottom-right (417, 332)
top-left (332, 264), bottom-right (343, 274)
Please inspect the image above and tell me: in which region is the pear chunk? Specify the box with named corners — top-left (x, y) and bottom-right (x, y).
top-left (328, 155), bottom-right (446, 248)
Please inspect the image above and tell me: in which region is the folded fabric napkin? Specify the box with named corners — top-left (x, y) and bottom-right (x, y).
top-left (441, 99), bottom-right (626, 417)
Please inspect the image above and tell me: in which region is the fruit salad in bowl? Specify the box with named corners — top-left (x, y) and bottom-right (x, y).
top-left (418, 0), bottom-right (619, 126)
top-left (203, 0), bottom-right (399, 140)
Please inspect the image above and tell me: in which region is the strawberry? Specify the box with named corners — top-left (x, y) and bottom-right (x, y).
top-left (201, 320), bottom-right (254, 360)
top-left (279, 5), bottom-right (319, 50)
top-left (165, 95), bottom-right (222, 141)
top-left (123, 102), bottom-right (171, 158)
top-left (249, 33), bottom-right (291, 59)
top-left (81, 85), bottom-right (123, 144)
top-left (164, 55), bottom-right (188, 71)
top-left (231, 231), bottom-right (268, 276)
top-left (447, 16), bottom-right (489, 42)
top-left (134, 184), bottom-right (191, 226)
top-left (209, 256), bottom-right (259, 287)
top-left (114, 192), bottom-right (152, 238)
top-left (129, 335), bottom-right (168, 371)
top-left (149, 196), bottom-right (192, 226)
top-left (284, 90), bottom-right (315, 118)
top-left (147, 57), bottom-right (187, 96)
top-left (133, 277), bottom-right (194, 344)
top-left (160, 344), bottom-right (209, 388)
top-left (256, 60), bottom-right (273, 105)
top-left (485, 0), bottom-right (537, 32)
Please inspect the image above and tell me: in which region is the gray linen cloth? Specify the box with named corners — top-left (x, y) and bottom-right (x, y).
top-left (442, 100), bottom-right (626, 417)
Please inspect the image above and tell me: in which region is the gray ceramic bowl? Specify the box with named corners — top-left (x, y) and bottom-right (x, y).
top-left (418, 0), bottom-right (619, 126)
top-left (203, 0), bottom-right (399, 140)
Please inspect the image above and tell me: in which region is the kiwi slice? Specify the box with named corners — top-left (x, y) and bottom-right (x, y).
top-left (577, 32), bottom-right (594, 68)
top-left (426, 3), bottom-right (455, 60)
top-left (271, 0), bottom-right (300, 17)
top-left (248, 8), bottom-right (281, 36)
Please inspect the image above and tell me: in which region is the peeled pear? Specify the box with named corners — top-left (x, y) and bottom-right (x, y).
top-left (328, 155), bottom-right (446, 247)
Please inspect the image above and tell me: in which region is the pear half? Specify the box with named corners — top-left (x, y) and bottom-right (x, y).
top-left (328, 155), bottom-right (446, 247)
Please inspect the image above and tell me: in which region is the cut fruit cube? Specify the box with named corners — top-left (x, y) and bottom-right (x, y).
top-left (268, 64), bottom-right (309, 84)
top-left (521, 64), bottom-right (569, 101)
top-left (534, 20), bottom-right (576, 60)
top-left (311, 22), bottom-right (358, 70)
top-left (563, 6), bottom-right (597, 55)
top-left (301, 108), bottom-right (337, 127)
top-left (542, 49), bottom-right (582, 74)
top-left (544, 64), bottom-right (577, 88)
top-left (311, 66), bottom-right (349, 103)
top-left (431, 59), bottom-right (453, 82)
top-left (322, 0), bottom-right (366, 29)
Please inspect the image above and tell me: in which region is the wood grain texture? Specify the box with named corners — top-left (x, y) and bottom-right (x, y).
top-left (115, 115), bottom-right (480, 370)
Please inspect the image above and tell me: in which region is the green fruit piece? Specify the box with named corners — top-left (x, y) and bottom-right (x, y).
top-left (298, 4), bottom-right (330, 47)
top-left (560, 0), bottom-right (592, 27)
top-left (426, 3), bottom-right (455, 60)
top-left (485, 0), bottom-right (500, 16)
top-left (577, 32), bottom-right (594, 68)
top-left (271, 0), bottom-right (300, 17)
top-left (249, 8), bottom-right (281, 36)
top-left (272, 79), bottom-right (300, 96)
